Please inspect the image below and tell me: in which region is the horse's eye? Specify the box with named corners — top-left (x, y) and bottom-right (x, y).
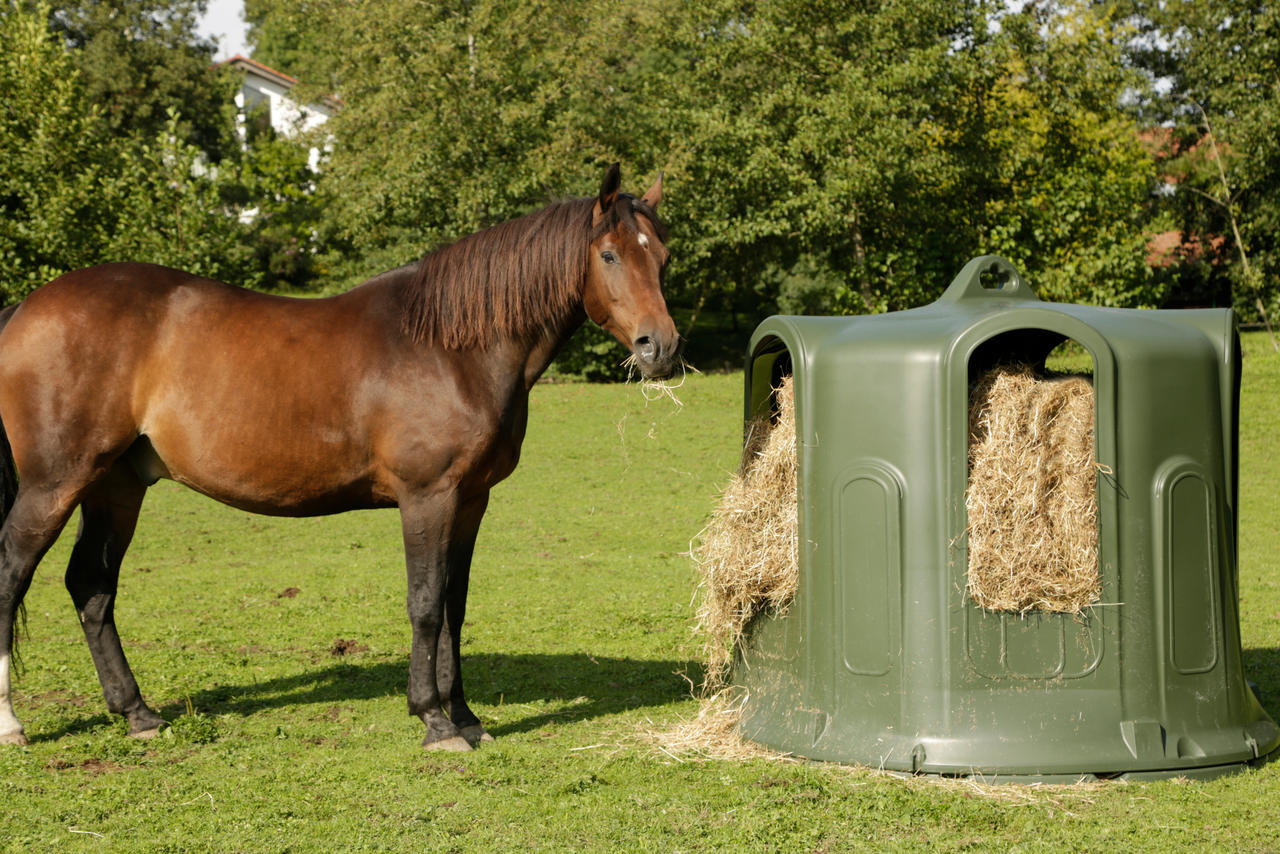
top-left (601, 250), bottom-right (619, 265)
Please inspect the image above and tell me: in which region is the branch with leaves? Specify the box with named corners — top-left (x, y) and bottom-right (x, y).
top-left (1187, 98), bottom-right (1278, 351)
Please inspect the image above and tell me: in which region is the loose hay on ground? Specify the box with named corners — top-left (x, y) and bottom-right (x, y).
top-left (965, 363), bottom-right (1100, 614)
top-left (691, 376), bottom-right (798, 692)
top-left (648, 688), bottom-right (794, 762)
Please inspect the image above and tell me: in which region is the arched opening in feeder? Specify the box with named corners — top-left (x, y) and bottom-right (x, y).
top-left (693, 340), bottom-right (800, 690)
top-left (964, 329), bottom-right (1101, 615)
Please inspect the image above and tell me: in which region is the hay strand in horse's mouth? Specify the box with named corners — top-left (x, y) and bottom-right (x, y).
top-left (622, 354), bottom-right (695, 407)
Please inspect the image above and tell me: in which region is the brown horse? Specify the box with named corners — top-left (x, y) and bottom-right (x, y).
top-left (0, 164), bottom-right (677, 751)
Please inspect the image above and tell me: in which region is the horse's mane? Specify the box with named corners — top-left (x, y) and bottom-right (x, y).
top-left (401, 194), bottom-right (665, 349)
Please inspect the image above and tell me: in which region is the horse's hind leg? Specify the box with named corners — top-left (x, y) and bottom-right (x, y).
top-left (0, 487), bottom-right (81, 745)
top-left (64, 464), bottom-right (164, 738)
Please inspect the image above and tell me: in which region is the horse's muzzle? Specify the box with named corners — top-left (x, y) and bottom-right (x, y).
top-left (632, 329), bottom-right (681, 380)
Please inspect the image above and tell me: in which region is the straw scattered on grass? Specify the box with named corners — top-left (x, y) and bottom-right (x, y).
top-left (646, 688), bottom-right (795, 763)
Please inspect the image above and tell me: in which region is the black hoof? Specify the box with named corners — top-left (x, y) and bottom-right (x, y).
top-left (127, 708), bottom-right (166, 738)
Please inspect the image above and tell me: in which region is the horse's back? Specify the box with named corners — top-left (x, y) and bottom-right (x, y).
top-left (0, 262), bottom-right (291, 423)
top-left (2, 263), bottom-right (265, 362)
top-left (3, 261), bottom-right (394, 378)
top-left (0, 264), bottom-right (198, 435)
top-left (13, 261), bottom-right (225, 316)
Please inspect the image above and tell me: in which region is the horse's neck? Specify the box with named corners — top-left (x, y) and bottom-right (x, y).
top-left (368, 259), bottom-right (588, 392)
top-left (515, 304), bottom-right (588, 391)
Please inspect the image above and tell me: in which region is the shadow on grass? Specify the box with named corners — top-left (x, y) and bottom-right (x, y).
top-left (32, 653), bottom-right (701, 742)
top-left (1244, 647), bottom-right (1280, 721)
top-left (37, 648), bottom-right (1280, 744)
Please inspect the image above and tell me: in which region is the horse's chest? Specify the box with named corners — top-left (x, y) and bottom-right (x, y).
top-left (451, 397), bottom-right (529, 491)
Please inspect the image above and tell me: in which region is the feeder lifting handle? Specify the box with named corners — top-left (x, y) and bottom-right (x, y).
top-left (937, 255), bottom-right (1040, 304)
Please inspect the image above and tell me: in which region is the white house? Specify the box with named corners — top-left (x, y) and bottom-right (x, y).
top-left (225, 54), bottom-right (335, 170)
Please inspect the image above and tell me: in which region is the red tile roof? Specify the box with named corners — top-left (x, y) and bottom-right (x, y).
top-left (223, 54), bottom-right (299, 89)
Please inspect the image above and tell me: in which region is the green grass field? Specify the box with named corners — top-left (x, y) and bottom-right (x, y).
top-left (1, 335), bottom-right (1279, 851)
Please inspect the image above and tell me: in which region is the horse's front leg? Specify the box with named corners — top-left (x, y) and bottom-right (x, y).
top-left (400, 489), bottom-right (471, 751)
top-left (437, 491), bottom-right (493, 747)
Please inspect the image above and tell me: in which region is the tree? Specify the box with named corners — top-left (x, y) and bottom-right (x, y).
top-left (43, 0), bottom-right (241, 161)
top-left (242, 0), bottom-right (1168, 376)
top-left (656, 0), bottom-right (996, 320)
top-left (0, 2), bottom-right (113, 299)
top-left (98, 110), bottom-right (259, 287)
top-left (301, 0), bottom-right (631, 282)
top-left (1126, 0), bottom-right (1280, 321)
top-left (972, 1), bottom-right (1162, 307)
top-left (235, 131), bottom-right (328, 291)
top-left (0, 4), bottom-right (261, 301)
top-left (243, 0), bottom-right (340, 90)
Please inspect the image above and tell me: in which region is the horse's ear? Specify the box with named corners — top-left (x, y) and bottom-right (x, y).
top-left (593, 162), bottom-right (622, 224)
top-left (641, 171), bottom-right (663, 212)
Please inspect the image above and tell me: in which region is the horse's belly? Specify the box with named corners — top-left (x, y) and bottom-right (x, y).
top-left (141, 421), bottom-right (388, 517)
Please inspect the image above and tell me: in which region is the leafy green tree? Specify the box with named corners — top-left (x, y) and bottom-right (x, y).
top-left (236, 132), bottom-right (327, 291)
top-left (243, 0), bottom-right (1168, 375)
top-left (646, 0), bottom-right (1160, 320)
top-left (0, 2), bottom-right (112, 300)
top-left (302, 0), bottom-right (621, 283)
top-left (656, 0), bottom-right (995, 321)
top-left (43, 0), bottom-right (241, 161)
top-left (243, 0), bottom-right (340, 89)
top-left (973, 1), bottom-right (1161, 307)
top-left (0, 4), bottom-right (262, 300)
top-left (99, 110), bottom-right (259, 286)
top-left (1128, 0), bottom-right (1280, 325)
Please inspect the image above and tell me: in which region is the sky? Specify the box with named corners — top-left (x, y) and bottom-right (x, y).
top-left (196, 0), bottom-right (250, 61)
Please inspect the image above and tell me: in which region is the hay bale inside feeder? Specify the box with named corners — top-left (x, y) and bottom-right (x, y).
top-left (965, 363), bottom-right (1100, 614)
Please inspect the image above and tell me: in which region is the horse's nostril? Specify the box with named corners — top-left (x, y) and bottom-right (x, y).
top-left (636, 336), bottom-right (657, 362)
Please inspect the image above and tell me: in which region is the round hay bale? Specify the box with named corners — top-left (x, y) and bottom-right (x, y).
top-left (965, 363), bottom-right (1100, 614)
top-left (692, 376), bottom-right (798, 691)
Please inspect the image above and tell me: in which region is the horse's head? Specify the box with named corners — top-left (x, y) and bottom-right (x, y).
top-left (583, 164), bottom-right (680, 380)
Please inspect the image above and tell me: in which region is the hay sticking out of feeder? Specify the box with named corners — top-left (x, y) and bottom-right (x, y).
top-left (692, 376), bottom-right (799, 692)
top-left (965, 363), bottom-right (1100, 615)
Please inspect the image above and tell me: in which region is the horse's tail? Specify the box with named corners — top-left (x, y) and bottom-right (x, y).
top-left (0, 304), bottom-right (18, 520)
top-left (0, 303), bottom-right (24, 665)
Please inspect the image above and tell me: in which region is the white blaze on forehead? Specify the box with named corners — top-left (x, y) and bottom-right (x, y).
top-left (638, 233), bottom-right (650, 249)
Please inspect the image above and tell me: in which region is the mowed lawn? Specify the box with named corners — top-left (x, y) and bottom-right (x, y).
top-left (0, 333), bottom-right (1279, 851)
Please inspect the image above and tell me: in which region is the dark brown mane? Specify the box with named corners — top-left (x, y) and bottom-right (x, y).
top-left (401, 195), bottom-right (666, 349)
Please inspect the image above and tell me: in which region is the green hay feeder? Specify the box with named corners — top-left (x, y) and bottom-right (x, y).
top-left (735, 255), bottom-right (1279, 781)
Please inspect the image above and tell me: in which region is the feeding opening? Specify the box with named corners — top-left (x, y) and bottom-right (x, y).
top-left (964, 330), bottom-right (1101, 615)
top-left (693, 346), bottom-right (799, 690)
